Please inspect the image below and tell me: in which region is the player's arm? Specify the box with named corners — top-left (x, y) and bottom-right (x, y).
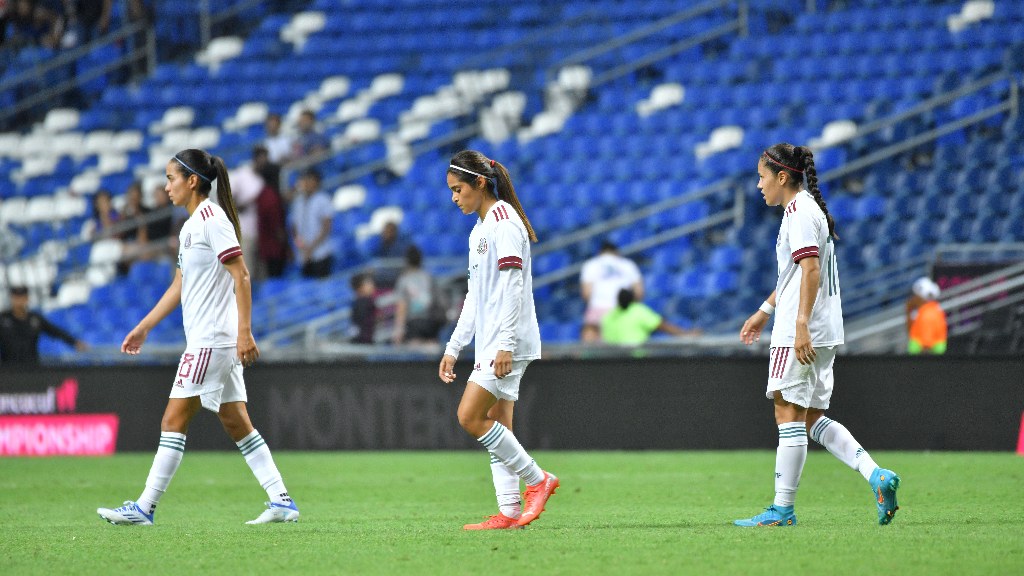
top-left (580, 280), bottom-right (592, 302)
top-left (794, 257), bottom-right (820, 365)
top-left (440, 285), bottom-right (477, 383)
top-left (740, 289), bottom-right (776, 345)
top-left (122, 268), bottom-right (182, 354)
top-left (493, 266), bottom-right (524, 378)
top-left (224, 255), bottom-right (259, 366)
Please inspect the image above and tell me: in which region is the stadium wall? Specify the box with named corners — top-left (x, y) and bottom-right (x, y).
top-left (1, 357), bottom-right (1021, 453)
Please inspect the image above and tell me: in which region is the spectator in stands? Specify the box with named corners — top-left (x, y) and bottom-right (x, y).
top-left (118, 181), bottom-right (149, 274)
top-left (600, 288), bottom-right (692, 345)
top-left (288, 167), bottom-right (334, 278)
top-left (4, 0), bottom-right (64, 50)
top-left (82, 188), bottom-right (120, 240)
top-left (63, 0), bottom-right (112, 46)
top-left (392, 245), bottom-right (443, 344)
top-left (906, 277), bottom-right (947, 355)
top-left (0, 285), bottom-right (87, 366)
top-left (229, 147), bottom-right (266, 278)
top-left (292, 109), bottom-right (329, 159)
top-left (580, 240), bottom-right (643, 342)
top-left (253, 148), bottom-right (288, 279)
top-left (263, 113), bottom-right (292, 165)
top-left (0, 199), bottom-right (26, 259)
top-left (350, 272), bottom-right (376, 344)
top-left (367, 220), bottom-right (411, 287)
top-left (143, 181), bottom-right (178, 262)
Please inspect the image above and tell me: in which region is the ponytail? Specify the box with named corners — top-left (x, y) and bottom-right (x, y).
top-left (448, 150), bottom-right (538, 242)
top-left (173, 149), bottom-right (242, 242)
top-left (763, 143), bottom-right (839, 241)
top-left (794, 146), bottom-right (838, 241)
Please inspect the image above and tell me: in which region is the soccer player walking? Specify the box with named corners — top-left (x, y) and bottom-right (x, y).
top-left (97, 149), bottom-right (298, 526)
top-left (438, 151), bottom-right (559, 530)
top-left (734, 143), bottom-right (900, 527)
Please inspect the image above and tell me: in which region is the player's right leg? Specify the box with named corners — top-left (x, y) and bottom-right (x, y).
top-left (98, 396), bottom-right (201, 525)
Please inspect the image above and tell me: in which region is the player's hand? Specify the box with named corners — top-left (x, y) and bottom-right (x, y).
top-left (121, 325), bottom-right (149, 355)
top-left (740, 311), bottom-right (769, 345)
top-left (493, 350), bottom-right (512, 379)
top-left (439, 354), bottom-right (457, 383)
top-left (238, 331), bottom-right (260, 367)
top-left (794, 323), bottom-right (815, 365)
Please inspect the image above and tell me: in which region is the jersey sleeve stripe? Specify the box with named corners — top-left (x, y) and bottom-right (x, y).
top-left (218, 247), bottom-right (243, 263)
top-left (497, 256), bottom-right (523, 270)
top-left (792, 246), bottom-right (819, 262)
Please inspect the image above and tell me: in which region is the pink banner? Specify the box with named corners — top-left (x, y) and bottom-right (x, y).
top-left (0, 414), bottom-right (119, 456)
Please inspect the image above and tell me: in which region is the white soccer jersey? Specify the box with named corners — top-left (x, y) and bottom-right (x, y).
top-left (445, 201), bottom-right (541, 370)
top-left (177, 199), bottom-right (243, 348)
top-left (770, 190), bottom-right (844, 347)
top-left (580, 252), bottom-right (642, 310)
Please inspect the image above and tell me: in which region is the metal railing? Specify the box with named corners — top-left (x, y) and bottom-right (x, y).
top-left (0, 19), bottom-right (155, 127)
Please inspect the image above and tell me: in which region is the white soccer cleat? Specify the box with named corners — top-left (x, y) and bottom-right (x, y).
top-left (97, 501), bottom-right (154, 526)
top-left (246, 501), bottom-right (300, 524)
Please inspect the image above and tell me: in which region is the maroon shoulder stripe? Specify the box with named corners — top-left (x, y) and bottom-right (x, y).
top-left (219, 246), bottom-right (243, 263)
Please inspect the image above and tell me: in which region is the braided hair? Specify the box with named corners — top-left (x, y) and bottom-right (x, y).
top-left (172, 148), bottom-right (243, 242)
top-left (448, 150), bottom-right (538, 242)
top-left (762, 143), bottom-right (838, 240)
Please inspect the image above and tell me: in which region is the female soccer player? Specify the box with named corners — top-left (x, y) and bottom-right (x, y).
top-left (734, 143), bottom-right (900, 527)
top-left (438, 150), bottom-right (558, 530)
top-left (97, 149), bottom-right (298, 526)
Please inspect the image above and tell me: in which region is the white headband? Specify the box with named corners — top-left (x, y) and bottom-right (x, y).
top-left (449, 164), bottom-right (485, 178)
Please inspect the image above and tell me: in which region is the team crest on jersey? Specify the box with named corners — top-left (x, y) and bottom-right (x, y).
top-left (184, 233), bottom-right (192, 248)
top-left (477, 237), bottom-right (488, 254)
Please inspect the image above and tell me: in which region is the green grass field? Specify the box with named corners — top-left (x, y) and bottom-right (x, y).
top-left (2, 451), bottom-right (1022, 575)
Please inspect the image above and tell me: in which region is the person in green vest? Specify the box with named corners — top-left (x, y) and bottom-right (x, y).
top-left (600, 288), bottom-right (693, 344)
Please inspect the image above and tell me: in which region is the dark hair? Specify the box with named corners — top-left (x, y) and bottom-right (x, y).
top-left (616, 288), bottom-right (635, 310)
top-left (600, 240), bottom-right (618, 253)
top-left (405, 245), bottom-right (422, 268)
top-left (92, 189), bottom-right (113, 219)
top-left (447, 150), bottom-right (538, 242)
top-left (172, 148), bottom-right (242, 242)
top-left (301, 167), bottom-right (322, 182)
top-left (762, 143), bottom-right (838, 240)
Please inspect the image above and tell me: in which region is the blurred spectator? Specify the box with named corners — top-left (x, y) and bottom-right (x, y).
top-left (142, 181), bottom-right (178, 262)
top-left (367, 221), bottom-right (411, 287)
top-left (81, 188), bottom-right (120, 240)
top-left (907, 277), bottom-right (947, 355)
top-left (292, 109), bottom-right (329, 159)
top-left (229, 147), bottom-right (266, 277)
top-left (3, 0), bottom-right (64, 50)
top-left (580, 240), bottom-right (643, 342)
top-left (263, 113), bottom-right (293, 165)
top-left (0, 199), bottom-right (26, 259)
top-left (0, 286), bottom-right (87, 366)
top-left (118, 181), bottom-right (148, 273)
top-left (62, 0), bottom-right (111, 47)
top-left (253, 148), bottom-right (288, 279)
top-left (600, 288), bottom-right (693, 345)
top-left (350, 273), bottom-right (376, 344)
top-left (288, 168), bottom-right (334, 278)
top-left (392, 245), bottom-right (443, 344)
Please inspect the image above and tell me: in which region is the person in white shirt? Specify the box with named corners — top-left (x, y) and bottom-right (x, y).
top-left (438, 150), bottom-right (558, 530)
top-left (735, 143), bottom-right (899, 528)
top-left (580, 240), bottom-right (643, 342)
top-left (97, 148), bottom-right (298, 526)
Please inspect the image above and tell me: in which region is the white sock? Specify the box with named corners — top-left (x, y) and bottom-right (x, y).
top-left (138, 432), bottom-right (186, 515)
top-left (490, 452), bottom-right (521, 518)
top-left (236, 429), bottom-right (291, 505)
top-left (477, 422), bottom-right (545, 486)
top-left (810, 416), bottom-right (879, 482)
top-left (773, 422), bottom-right (807, 508)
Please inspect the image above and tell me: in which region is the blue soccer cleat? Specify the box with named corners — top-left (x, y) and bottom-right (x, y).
top-left (246, 500), bottom-right (300, 524)
top-left (97, 501), bottom-right (154, 526)
top-left (733, 504), bottom-right (797, 527)
top-left (869, 467), bottom-right (900, 525)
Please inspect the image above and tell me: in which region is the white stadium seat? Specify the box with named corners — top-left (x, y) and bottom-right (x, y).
top-left (332, 184), bottom-right (367, 212)
top-left (43, 108), bottom-right (81, 133)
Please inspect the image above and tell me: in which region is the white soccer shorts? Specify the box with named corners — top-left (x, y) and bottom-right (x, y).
top-left (469, 360), bottom-right (533, 402)
top-left (765, 345), bottom-right (837, 410)
top-left (169, 347), bottom-right (247, 412)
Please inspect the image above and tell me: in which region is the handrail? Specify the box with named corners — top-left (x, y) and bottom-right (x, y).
top-left (0, 19), bottom-right (153, 125)
top-left (200, 0), bottom-right (266, 47)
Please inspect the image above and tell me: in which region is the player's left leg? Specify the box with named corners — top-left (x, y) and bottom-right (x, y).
top-left (803, 348), bottom-right (900, 525)
top-left (487, 400), bottom-right (522, 520)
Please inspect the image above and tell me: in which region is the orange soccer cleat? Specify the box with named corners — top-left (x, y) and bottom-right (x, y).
top-left (516, 472), bottom-right (559, 527)
top-left (463, 513), bottom-right (521, 530)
